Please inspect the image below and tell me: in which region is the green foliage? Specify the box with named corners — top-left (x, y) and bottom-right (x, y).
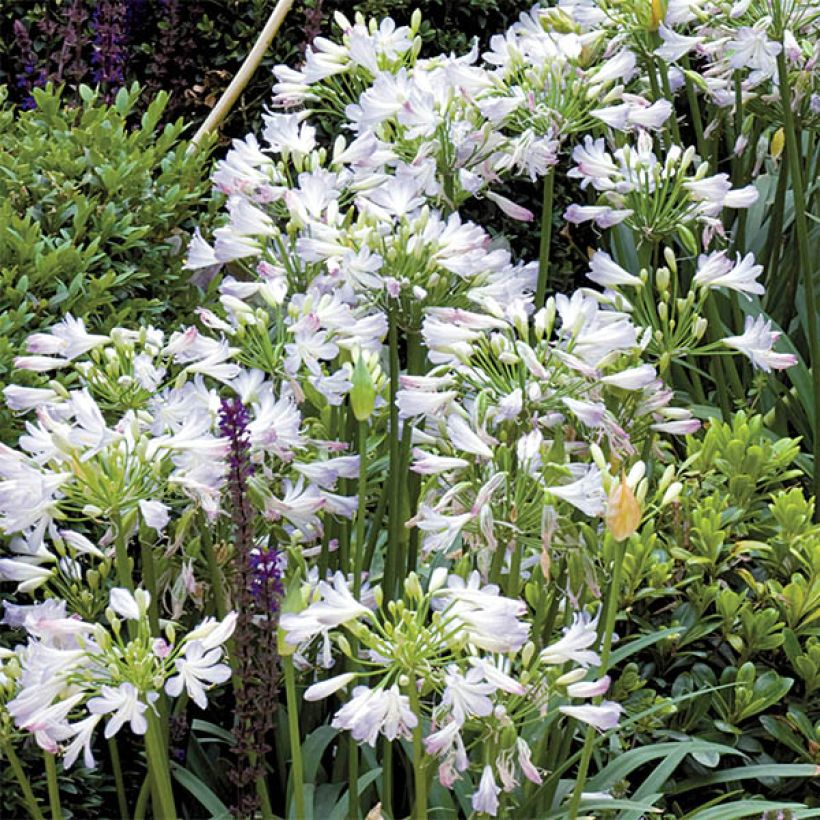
top-left (614, 412), bottom-right (820, 807)
top-left (0, 82), bottom-right (218, 438)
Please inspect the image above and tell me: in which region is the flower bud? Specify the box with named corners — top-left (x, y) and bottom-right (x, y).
top-left (693, 317), bottom-right (708, 340)
top-left (656, 267), bottom-right (670, 293)
top-left (626, 461), bottom-right (645, 488)
top-left (428, 566), bottom-right (448, 593)
top-left (663, 247), bottom-right (677, 275)
top-left (556, 668), bottom-right (586, 686)
top-left (336, 635), bottom-right (352, 658)
top-left (521, 641), bottom-right (535, 668)
top-left (661, 481), bottom-right (683, 506)
top-left (404, 572), bottom-right (422, 601)
top-left (350, 354), bottom-right (376, 421)
top-left (589, 443), bottom-right (608, 474)
top-left (658, 464), bottom-right (675, 493)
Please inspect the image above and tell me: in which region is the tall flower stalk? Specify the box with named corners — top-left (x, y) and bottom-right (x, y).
top-left (219, 397), bottom-right (281, 818)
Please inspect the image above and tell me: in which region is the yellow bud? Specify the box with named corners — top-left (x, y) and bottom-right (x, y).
top-left (605, 473), bottom-right (642, 541)
top-left (770, 128), bottom-right (785, 159)
top-left (650, 0), bottom-right (666, 30)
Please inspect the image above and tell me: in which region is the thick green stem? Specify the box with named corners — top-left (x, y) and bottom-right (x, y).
top-left (44, 752), bottom-right (61, 820)
top-left (3, 743), bottom-right (44, 820)
top-left (382, 739), bottom-right (393, 819)
top-left (656, 60), bottom-right (681, 145)
top-left (201, 522), bottom-right (227, 620)
top-left (112, 513), bottom-right (134, 593)
top-left (565, 536), bottom-right (626, 819)
top-left (347, 420), bottom-right (368, 820)
top-left (108, 738), bottom-right (130, 820)
top-left (284, 657), bottom-right (306, 820)
top-left (775, 47), bottom-right (820, 519)
top-left (682, 59), bottom-right (707, 159)
top-left (385, 310), bottom-right (402, 600)
top-left (353, 421), bottom-right (368, 596)
top-left (535, 169), bottom-right (555, 309)
top-left (407, 679), bottom-right (427, 820)
top-left (144, 709), bottom-right (177, 820)
top-left (139, 535), bottom-right (160, 636)
top-left (133, 775), bottom-right (150, 820)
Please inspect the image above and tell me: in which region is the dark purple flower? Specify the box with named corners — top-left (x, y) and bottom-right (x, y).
top-left (90, 0), bottom-right (128, 95)
top-left (219, 397), bottom-right (281, 816)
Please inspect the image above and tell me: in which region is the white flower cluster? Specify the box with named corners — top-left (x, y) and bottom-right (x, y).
top-left (281, 569), bottom-right (621, 808)
top-left (0, 589), bottom-right (235, 767)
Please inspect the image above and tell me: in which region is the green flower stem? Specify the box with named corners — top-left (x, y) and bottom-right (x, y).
top-left (775, 47), bottom-right (820, 519)
top-left (656, 60), bottom-right (681, 145)
top-left (200, 522), bottom-right (227, 620)
top-left (407, 678), bottom-right (427, 820)
top-left (385, 308), bottom-right (402, 600)
top-left (44, 751), bottom-right (61, 820)
top-left (284, 656), bottom-right (306, 820)
top-left (138, 534), bottom-right (160, 636)
top-left (112, 513), bottom-right (134, 593)
top-left (565, 535), bottom-right (627, 820)
top-left (382, 739), bottom-right (393, 819)
top-left (347, 419), bottom-right (368, 820)
top-left (144, 708), bottom-right (177, 820)
top-left (353, 420), bottom-right (368, 596)
top-left (703, 298), bottom-right (742, 419)
top-left (682, 59), bottom-right (707, 160)
top-left (763, 158), bottom-right (789, 296)
top-left (108, 738), bottom-right (130, 820)
top-left (133, 774), bottom-right (150, 820)
top-left (3, 742), bottom-right (44, 820)
top-left (535, 168), bottom-right (555, 309)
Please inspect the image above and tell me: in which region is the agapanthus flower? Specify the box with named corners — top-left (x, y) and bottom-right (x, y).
top-left (723, 315), bottom-right (798, 372)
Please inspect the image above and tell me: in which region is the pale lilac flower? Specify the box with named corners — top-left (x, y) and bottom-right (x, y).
top-left (564, 204), bottom-right (633, 228)
top-left (446, 415), bottom-right (495, 459)
top-left (441, 666), bottom-right (495, 726)
top-left (517, 738), bottom-right (541, 784)
top-left (472, 765), bottom-right (501, 816)
top-left (586, 251), bottom-right (642, 288)
top-left (165, 641), bottom-right (232, 709)
top-left (331, 685), bottom-right (417, 746)
top-left (544, 465), bottom-right (606, 517)
top-left (87, 683), bottom-right (151, 738)
top-left (727, 25), bottom-right (781, 86)
top-left (184, 611), bottom-right (238, 651)
top-left (694, 251), bottom-right (764, 297)
top-left (655, 24), bottom-right (703, 63)
top-left (566, 675), bottom-right (611, 698)
top-left (436, 572), bottom-right (529, 652)
top-left (138, 499), bottom-right (171, 534)
top-left (304, 672), bottom-right (357, 702)
top-left (541, 611), bottom-right (600, 667)
top-left (559, 700), bottom-right (622, 731)
top-left (723, 316), bottom-right (797, 372)
top-left (600, 364), bottom-right (657, 390)
top-left (108, 588), bottom-right (145, 621)
top-left (4, 386), bottom-right (60, 412)
top-left (24, 315), bottom-right (108, 361)
top-left (62, 715), bottom-right (102, 769)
